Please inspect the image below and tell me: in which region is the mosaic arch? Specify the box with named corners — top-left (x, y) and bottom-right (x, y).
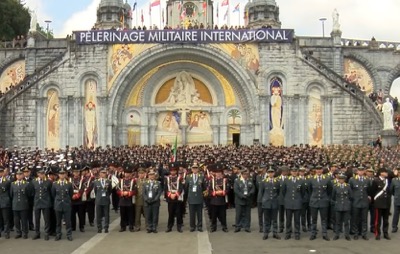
top-left (308, 86), bottom-right (323, 146)
top-left (343, 58), bottom-right (374, 95)
top-left (269, 77), bottom-right (284, 146)
top-left (46, 89), bottom-right (60, 149)
top-left (126, 111), bottom-right (141, 147)
top-left (0, 60), bottom-right (25, 93)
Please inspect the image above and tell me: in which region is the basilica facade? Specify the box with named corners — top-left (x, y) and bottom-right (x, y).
top-left (1, 0), bottom-right (400, 149)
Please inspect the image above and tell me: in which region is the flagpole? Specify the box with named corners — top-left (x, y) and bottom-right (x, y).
top-left (159, 4), bottom-right (161, 29)
top-left (150, 5), bottom-right (152, 28)
top-left (238, 6), bottom-right (240, 27)
top-left (135, 1), bottom-right (138, 28)
top-left (227, 2), bottom-right (230, 27)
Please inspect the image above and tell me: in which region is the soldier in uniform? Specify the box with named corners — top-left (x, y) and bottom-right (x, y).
top-left (234, 168), bottom-right (255, 233)
top-left (332, 174), bottom-right (352, 241)
top-left (308, 165), bottom-right (333, 241)
top-left (0, 166), bottom-right (11, 239)
top-left (134, 167), bottom-right (146, 231)
top-left (70, 164), bottom-right (85, 232)
top-left (208, 164), bottom-right (229, 232)
top-left (185, 163), bottom-right (206, 232)
top-left (277, 166), bottom-right (289, 233)
top-left (31, 167), bottom-right (52, 240)
top-left (143, 169), bottom-right (162, 233)
top-left (255, 165), bottom-right (267, 233)
top-left (299, 166), bottom-right (311, 232)
top-left (165, 163), bottom-right (184, 233)
top-left (82, 165), bottom-right (95, 227)
top-left (261, 167), bottom-right (280, 240)
top-left (282, 167), bottom-right (305, 240)
top-left (116, 166), bottom-right (136, 232)
top-left (390, 168), bottom-right (399, 233)
top-left (370, 168), bottom-right (391, 240)
top-left (11, 168), bottom-right (31, 239)
top-left (52, 168), bottom-right (73, 241)
top-left (349, 165), bottom-right (370, 240)
top-left (366, 167), bottom-right (376, 233)
top-left (93, 168), bottom-right (112, 233)
top-left (23, 166), bottom-right (34, 231)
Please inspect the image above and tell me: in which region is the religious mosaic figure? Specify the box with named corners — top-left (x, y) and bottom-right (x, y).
top-left (269, 77), bottom-right (284, 146)
top-left (84, 80), bottom-right (98, 148)
top-left (46, 89), bottom-right (60, 149)
top-left (160, 112), bottom-right (180, 133)
top-left (382, 98), bottom-right (394, 130)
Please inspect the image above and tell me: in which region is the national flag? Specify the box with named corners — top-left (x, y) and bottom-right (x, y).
top-left (233, 3), bottom-right (239, 12)
top-left (221, 0), bottom-right (229, 7)
top-left (223, 8), bottom-right (228, 20)
top-left (141, 9), bottom-right (144, 23)
top-left (151, 0), bottom-right (160, 7)
top-left (178, 0), bottom-right (183, 10)
top-left (162, 9), bottom-right (164, 23)
top-left (128, 9), bottom-right (133, 19)
top-left (171, 136), bottom-right (178, 162)
top-left (132, 1), bottom-right (137, 11)
top-left (202, 1), bottom-right (207, 14)
top-left (180, 8), bottom-right (186, 20)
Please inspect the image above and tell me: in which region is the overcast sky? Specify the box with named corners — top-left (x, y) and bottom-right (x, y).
top-left (24, 0), bottom-right (400, 96)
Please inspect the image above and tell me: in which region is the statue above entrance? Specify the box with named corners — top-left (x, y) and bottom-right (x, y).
top-left (161, 71), bottom-right (211, 106)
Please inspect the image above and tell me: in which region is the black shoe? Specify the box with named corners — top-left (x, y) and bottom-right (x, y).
top-left (354, 235), bottom-right (359, 240)
top-left (55, 236), bottom-right (61, 241)
top-left (190, 228), bottom-right (195, 232)
top-left (98, 229), bottom-right (102, 233)
top-left (222, 228), bottom-right (228, 233)
top-left (32, 235), bottom-right (40, 240)
top-left (302, 228), bottom-right (308, 233)
top-left (129, 228), bottom-right (134, 232)
top-left (29, 226), bottom-right (35, 231)
top-left (392, 228), bottom-right (398, 233)
top-left (198, 228), bottom-right (203, 232)
top-left (166, 228), bottom-right (172, 233)
top-left (5, 234), bottom-right (10, 239)
top-left (44, 235), bottom-right (49, 241)
top-left (153, 229), bottom-right (158, 233)
top-left (323, 236), bottom-right (330, 241)
top-left (278, 229), bottom-right (284, 233)
top-left (245, 229), bottom-right (251, 233)
top-left (234, 228), bottom-right (241, 233)
top-left (273, 234), bottom-right (281, 240)
top-left (333, 235), bottom-right (339, 241)
top-left (15, 235), bottom-right (22, 239)
top-left (362, 235), bottom-right (369, 240)
top-left (345, 236), bottom-right (351, 241)
top-left (147, 229), bottom-right (152, 233)
top-left (104, 229), bottom-right (109, 233)
top-left (263, 234), bottom-right (268, 240)
top-left (285, 235), bottom-right (291, 240)
top-left (67, 236), bottom-right (73, 241)
top-left (383, 234), bottom-right (391, 240)
top-left (177, 228), bottom-right (183, 233)
top-left (295, 235), bottom-right (300, 240)
top-left (23, 235), bottom-right (28, 239)
top-left (119, 228), bottom-right (126, 232)
top-left (90, 222), bottom-right (94, 227)
top-left (376, 235), bottom-right (380, 240)
top-left (310, 235), bottom-right (316, 240)
top-left (210, 228), bottom-right (216, 232)
top-left (80, 228), bottom-right (85, 232)
top-left (259, 228), bottom-right (263, 233)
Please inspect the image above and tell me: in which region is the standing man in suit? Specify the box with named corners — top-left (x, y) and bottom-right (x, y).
top-left (11, 168), bottom-right (31, 239)
top-left (32, 167), bottom-right (52, 240)
top-left (0, 166), bottom-right (12, 239)
top-left (390, 168), bottom-right (400, 233)
top-left (234, 168), bottom-right (255, 233)
top-left (23, 167), bottom-right (34, 231)
top-left (261, 167), bottom-right (280, 240)
top-left (277, 167), bottom-right (289, 233)
top-left (70, 165), bottom-right (85, 233)
top-left (299, 166), bottom-right (311, 232)
top-left (185, 163), bottom-right (205, 232)
top-left (51, 168), bottom-right (73, 241)
top-left (370, 168), bottom-right (392, 240)
top-left (93, 168), bottom-right (112, 233)
top-left (332, 174), bottom-right (353, 241)
top-left (282, 167), bottom-right (305, 240)
top-left (143, 169), bottom-right (162, 233)
top-left (308, 165), bottom-right (333, 241)
top-left (349, 166), bottom-right (370, 240)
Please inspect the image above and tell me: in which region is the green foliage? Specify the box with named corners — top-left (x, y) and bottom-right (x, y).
top-left (0, 0), bottom-right (31, 41)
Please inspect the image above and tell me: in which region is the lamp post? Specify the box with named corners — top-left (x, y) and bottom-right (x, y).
top-left (44, 20), bottom-right (52, 39)
top-left (319, 17), bottom-right (327, 37)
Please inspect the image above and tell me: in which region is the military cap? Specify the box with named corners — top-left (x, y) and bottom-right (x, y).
top-left (0, 166), bottom-right (4, 172)
top-left (338, 173), bottom-right (346, 179)
top-left (358, 165), bottom-right (365, 170)
top-left (16, 169), bottom-right (24, 174)
top-left (137, 167), bottom-right (146, 174)
top-left (100, 168), bottom-right (107, 173)
top-left (366, 168), bottom-right (375, 173)
top-left (191, 163), bottom-right (199, 168)
top-left (315, 165), bottom-right (323, 170)
top-left (36, 167), bottom-right (45, 174)
top-left (377, 168), bottom-right (387, 174)
top-left (22, 166), bottom-right (30, 172)
top-left (299, 166), bottom-right (306, 171)
top-left (267, 166), bottom-right (275, 173)
top-left (169, 163), bottom-right (178, 171)
top-left (58, 168), bottom-right (66, 174)
top-left (124, 167), bottom-right (133, 174)
top-left (290, 167), bottom-right (298, 171)
top-left (148, 169), bottom-right (156, 175)
top-left (72, 164), bottom-right (82, 171)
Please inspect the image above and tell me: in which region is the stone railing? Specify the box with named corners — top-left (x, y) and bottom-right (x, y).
top-left (300, 52), bottom-right (383, 125)
top-left (341, 38), bottom-right (400, 51)
top-left (0, 51), bottom-right (68, 110)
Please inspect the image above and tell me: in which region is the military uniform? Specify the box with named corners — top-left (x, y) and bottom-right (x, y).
top-left (234, 173), bottom-right (255, 232)
top-left (331, 178), bottom-right (352, 240)
top-left (390, 175), bottom-right (400, 233)
top-left (299, 170), bottom-right (311, 232)
top-left (308, 172), bottom-right (333, 240)
top-left (282, 175), bottom-right (305, 239)
top-left (185, 168), bottom-right (206, 232)
top-left (134, 173), bottom-right (146, 231)
top-left (277, 173), bottom-right (288, 233)
top-left (370, 170), bottom-right (391, 239)
top-left (10, 178), bottom-right (31, 238)
top-left (208, 171), bottom-right (229, 232)
top-left (117, 174), bottom-right (136, 232)
top-left (349, 173), bottom-right (370, 239)
top-left (165, 167), bottom-right (184, 232)
top-left (143, 176), bottom-right (162, 233)
top-left (31, 174), bottom-right (52, 240)
top-left (70, 174), bottom-right (85, 232)
top-left (260, 174), bottom-right (280, 239)
top-left (255, 171), bottom-right (267, 232)
top-left (0, 169), bottom-right (12, 238)
top-left (93, 174), bottom-right (113, 233)
top-left (52, 177), bottom-right (73, 240)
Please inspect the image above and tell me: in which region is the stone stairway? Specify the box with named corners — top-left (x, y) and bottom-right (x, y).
top-left (0, 50), bottom-right (68, 110)
top-left (300, 52), bottom-right (383, 125)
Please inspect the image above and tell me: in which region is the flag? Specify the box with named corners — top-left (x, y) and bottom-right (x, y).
top-left (178, 0), bottom-right (183, 10)
top-left (149, 4), bottom-right (151, 15)
top-left (133, 1), bottom-right (137, 11)
top-left (233, 3), bottom-right (239, 12)
top-left (151, 0), bottom-right (160, 7)
top-left (216, 5), bottom-right (219, 18)
top-left (162, 9), bottom-right (164, 23)
top-left (221, 0), bottom-right (229, 7)
top-left (171, 136), bottom-right (178, 162)
top-left (223, 8), bottom-right (228, 20)
top-left (180, 8), bottom-right (186, 20)
top-left (202, 1), bottom-right (207, 14)
top-left (141, 9), bottom-right (144, 23)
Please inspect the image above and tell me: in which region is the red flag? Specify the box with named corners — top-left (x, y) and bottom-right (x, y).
top-left (223, 8), bottom-right (228, 20)
top-left (178, 0), bottom-right (183, 10)
top-left (221, 0), bottom-right (229, 7)
top-left (180, 8), bottom-right (186, 20)
top-left (151, 0), bottom-right (160, 7)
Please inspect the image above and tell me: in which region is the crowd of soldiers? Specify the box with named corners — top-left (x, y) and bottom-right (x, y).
top-left (0, 144), bottom-right (400, 242)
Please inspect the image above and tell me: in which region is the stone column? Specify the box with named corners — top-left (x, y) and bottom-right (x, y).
top-left (59, 97), bottom-right (68, 148)
top-left (97, 96), bottom-right (109, 147)
top-left (331, 30), bottom-right (343, 74)
top-left (283, 96), bottom-right (294, 146)
top-left (263, 95), bottom-right (271, 145)
top-left (36, 97), bottom-right (46, 148)
top-left (321, 95), bottom-right (333, 144)
top-left (299, 96), bottom-right (308, 144)
top-left (147, 109), bottom-right (157, 146)
top-left (211, 111), bottom-right (221, 145)
top-left (74, 97), bottom-right (84, 147)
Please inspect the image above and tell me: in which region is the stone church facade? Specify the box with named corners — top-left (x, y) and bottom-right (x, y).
top-left (1, 0), bottom-right (400, 149)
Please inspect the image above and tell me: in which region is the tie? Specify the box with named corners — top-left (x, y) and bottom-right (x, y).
top-left (360, 177), bottom-right (363, 182)
top-left (18, 181), bottom-right (20, 186)
top-left (293, 178), bottom-right (296, 183)
top-left (318, 176), bottom-right (321, 182)
top-left (39, 180), bottom-right (42, 185)
top-left (61, 181), bottom-right (64, 186)
top-left (194, 174), bottom-right (197, 183)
